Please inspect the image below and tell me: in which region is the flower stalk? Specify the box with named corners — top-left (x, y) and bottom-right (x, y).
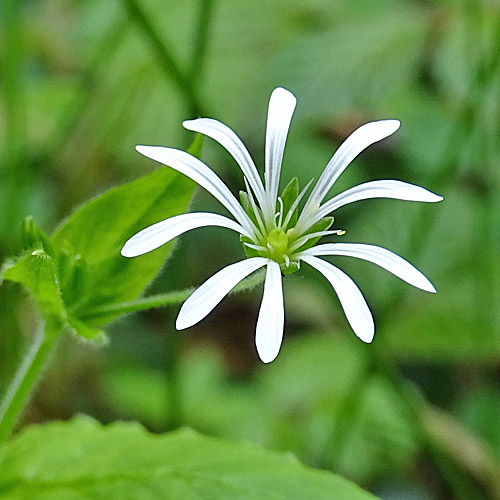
top-left (0, 325), bottom-right (60, 442)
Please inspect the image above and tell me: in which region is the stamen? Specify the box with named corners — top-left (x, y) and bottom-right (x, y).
top-left (277, 197), bottom-right (284, 228)
top-left (284, 254), bottom-right (290, 267)
top-left (274, 212), bottom-right (281, 225)
top-left (288, 229), bottom-right (344, 253)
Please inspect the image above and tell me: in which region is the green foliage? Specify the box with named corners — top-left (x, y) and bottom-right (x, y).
top-left (1, 136), bottom-right (202, 338)
top-left (51, 167), bottom-right (194, 326)
top-left (1, 250), bottom-right (65, 336)
top-left (272, 4), bottom-right (427, 120)
top-left (0, 417), bottom-right (379, 500)
top-left (104, 334), bottom-right (418, 482)
top-left (1, 1), bottom-right (500, 497)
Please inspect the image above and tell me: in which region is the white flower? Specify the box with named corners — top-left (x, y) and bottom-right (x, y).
top-left (122, 88), bottom-right (442, 363)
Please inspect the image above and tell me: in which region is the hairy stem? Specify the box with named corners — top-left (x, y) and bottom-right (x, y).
top-left (0, 326), bottom-right (59, 442)
top-left (79, 268), bottom-right (266, 321)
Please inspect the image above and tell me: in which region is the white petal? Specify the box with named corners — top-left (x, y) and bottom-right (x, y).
top-left (302, 255), bottom-right (374, 343)
top-left (264, 88), bottom-right (297, 220)
top-left (121, 213), bottom-right (247, 257)
top-left (314, 180), bottom-right (443, 222)
top-left (299, 243), bottom-right (436, 293)
top-left (135, 145), bottom-right (257, 238)
top-left (176, 257), bottom-right (267, 330)
top-left (297, 120), bottom-right (400, 232)
top-left (183, 118), bottom-right (266, 208)
top-left (256, 260), bottom-right (284, 363)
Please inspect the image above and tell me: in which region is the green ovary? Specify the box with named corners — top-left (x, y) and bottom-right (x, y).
top-left (241, 228), bottom-right (300, 274)
top-left (266, 229), bottom-right (289, 262)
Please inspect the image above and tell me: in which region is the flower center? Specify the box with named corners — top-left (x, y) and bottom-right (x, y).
top-left (266, 229), bottom-right (288, 262)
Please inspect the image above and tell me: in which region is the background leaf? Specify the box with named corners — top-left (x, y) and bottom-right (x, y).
top-left (0, 417), bottom-right (379, 500)
top-left (51, 138), bottom-right (201, 327)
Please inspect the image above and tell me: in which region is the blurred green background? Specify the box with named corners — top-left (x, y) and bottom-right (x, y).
top-left (1, 0), bottom-right (500, 498)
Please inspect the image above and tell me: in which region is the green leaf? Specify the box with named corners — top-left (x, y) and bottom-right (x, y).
top-left (51, 136), bottom-right (202, 327)
top-left (0, 250), bottom-right (102, 340)
top-left (0, 417), bottom-right (379, 500)
top-left (1, 250), bottom-right (66, 334)
top-left (257, 334), bottom-right (419, 481)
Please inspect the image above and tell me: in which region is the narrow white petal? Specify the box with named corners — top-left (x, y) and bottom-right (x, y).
top-left (176, 257), bottom-right (267, 330)
top-left (136, 145), bottom-right (257, 238)
top-left (313, 180), bottom-right (443, 222)
top-left (183, 118), bottom-right (267, 208)
top-left (264, 88), bottom-right (297, 220)
top-left (121, 213), bottom-right (247, 257)
top-left (297, 120), bottom-right (400, 232)
top-left (300, 243), bottom-right (436, 293)
top-left (256, 260), bottom-right (284, 363)
top-left (302, 255), bottom-right (374, 343)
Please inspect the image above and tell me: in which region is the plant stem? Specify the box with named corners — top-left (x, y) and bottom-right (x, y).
top-left (0, 326), bottom-right (59, 442)
top-left (368, 345), bottom-right (489, 499)
top-left (0, 0), bottom-right (27, 246)
top-left (190, 0), bottom-right (216, 88)
top-left (123, 0), bottom-right (205, 117)
top-left (78, 289), bottom-right (195, 320)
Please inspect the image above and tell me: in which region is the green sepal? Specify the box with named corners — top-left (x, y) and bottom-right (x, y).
top-left (21, 216), bottom-right (56, 258)
top-left (240, 235), bottom-right (260, 258)
top-left (280, 260), bottom-right (301, 275)
top-left (239, 190), bottom-right (263, 228)
top-left (291, 216), bottom-right (335, 253)
top-left (279, 177), bottom-right (299, 228)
